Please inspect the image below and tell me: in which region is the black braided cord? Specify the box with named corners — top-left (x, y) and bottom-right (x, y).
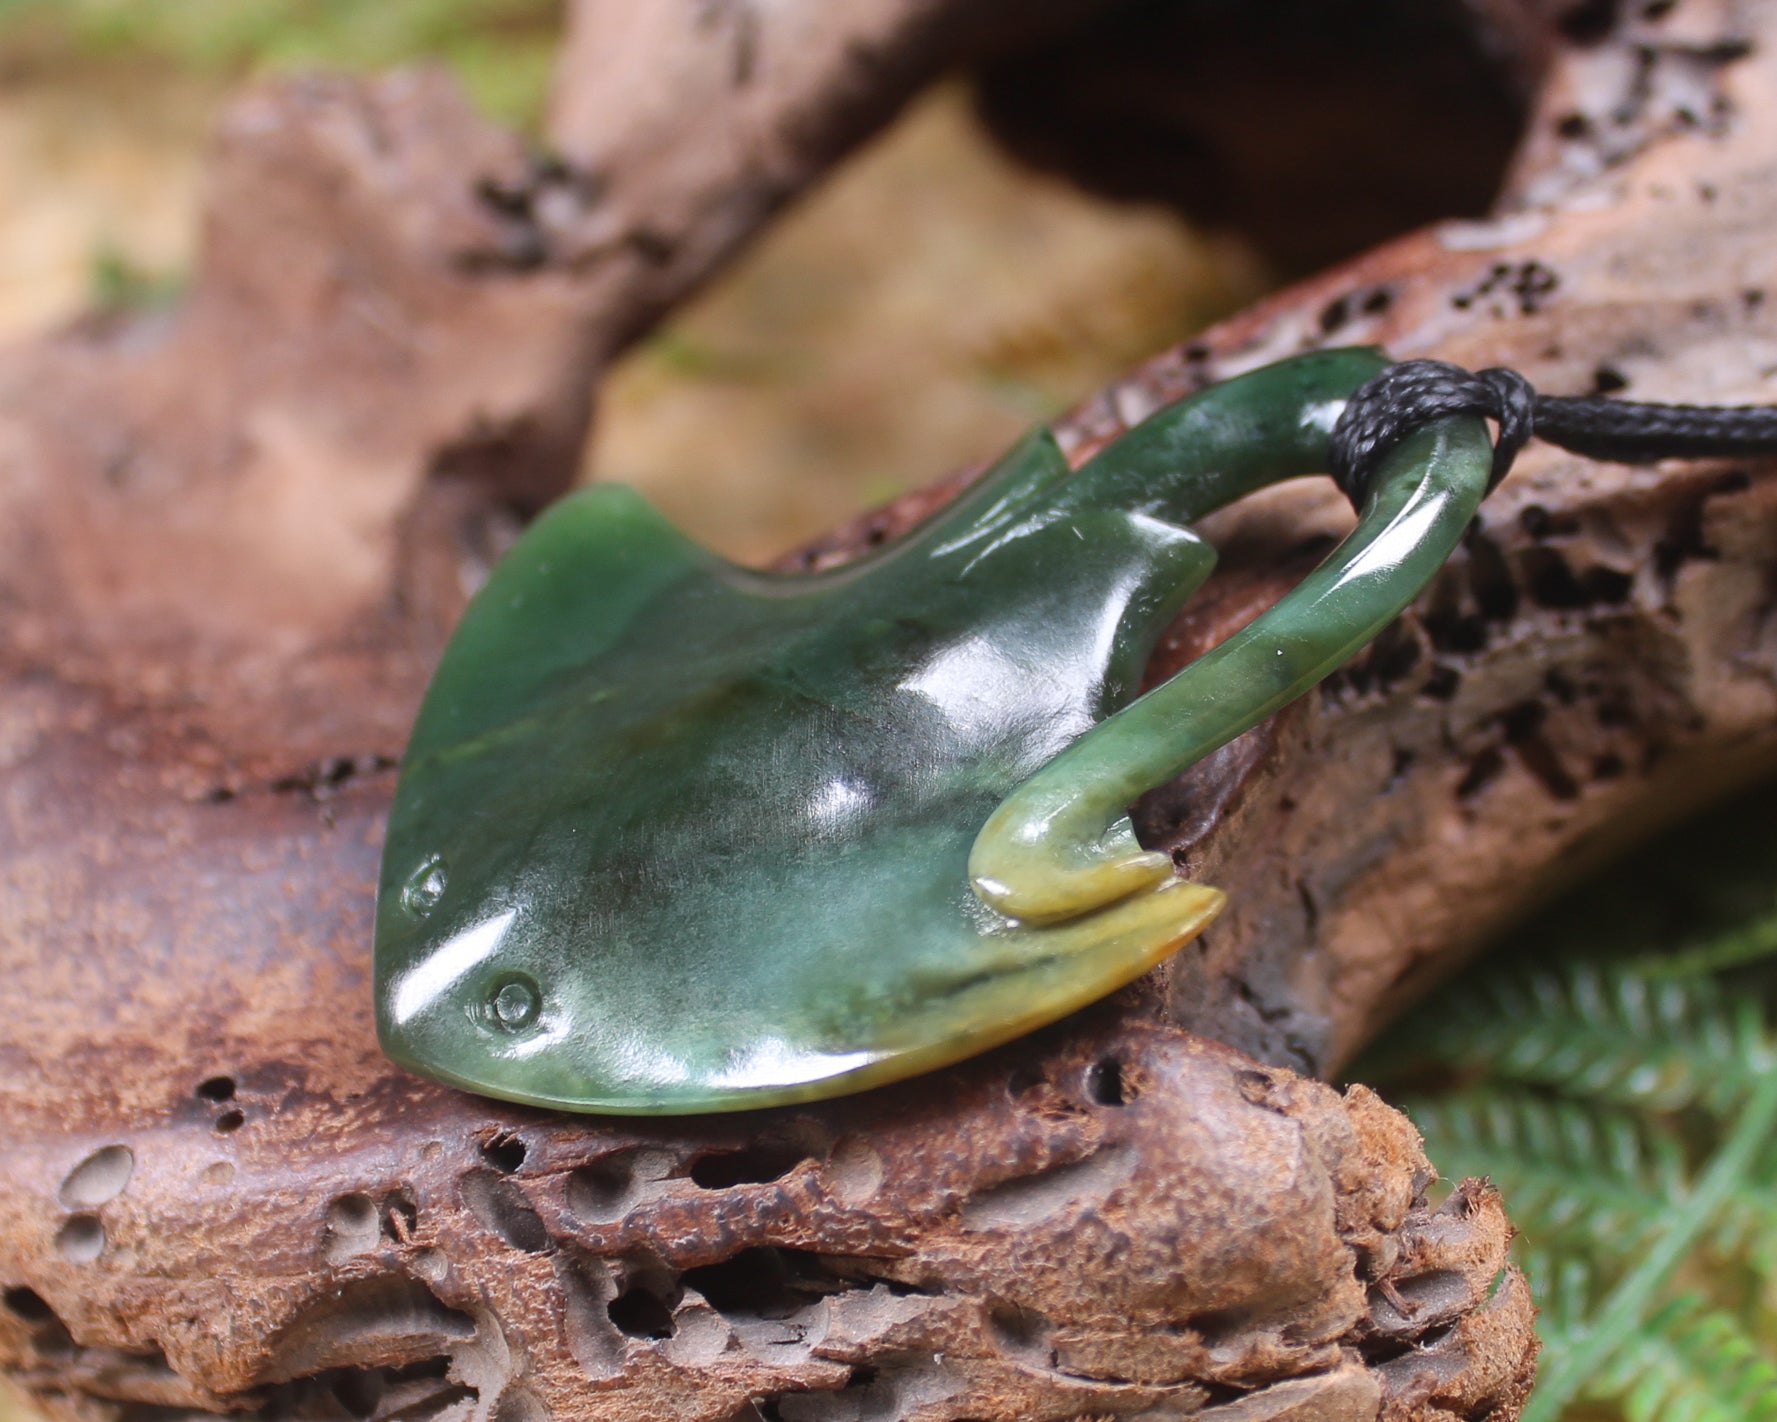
top-left (1327, 358), bottom-right (1777, 510)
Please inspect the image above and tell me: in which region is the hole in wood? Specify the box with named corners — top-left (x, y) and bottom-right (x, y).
top-left (460, 1169), bottom-right (550, 1253)
top-left (493, 1384), bottom-right (547, 1422)
top-left (478, 1132), bottom-right (527, 1174)
top-left (681, 1247), bottom-right (833, 1322)
top-left (2, 1287), bottom-right (55, 1323)
top-left (827, 1137), bottom-right (884, 1205)
top-left (987, 1302), bottom-right (1053, 1365)
top-left (247, 1358), bottom-right (470, 1422)
top-left (324, 1193), bottom-right (381, 1264)
top-left (607, 1280), bottom-right (676, 1340)
top-left (1086, 1057), bottom-right (1128, 1106)
top-left (689, 1142), bottom-right (808, 1190)
top-left (54, 1214), bottom-right (104, 1264)
top-left (58, 1144), bottom-right (134, 1209)
top-left (566, 1156), bottom-right (632, 1223)
top-left (330, 1368), bottom-right (383, 1419)
top-left (1558, 0), bottom-right (1620, 43)
top-left (383, 1188), bottom-right (419, 1243)
top-left (566, 1148), bottom-right (678, 1224)
top-left (266, 1277), bottom-right (474, 1380)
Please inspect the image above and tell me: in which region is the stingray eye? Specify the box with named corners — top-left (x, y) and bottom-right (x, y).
top-left (401, 854), bottom-right (449, 917)
top-left (486, 973), bottom-right (542, 1033)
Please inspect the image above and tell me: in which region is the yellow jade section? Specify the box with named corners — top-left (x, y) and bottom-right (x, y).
top-left (971, 816), bottom-right (1175, 926)
top-left (817, 878), bottom-right (1229, 1105)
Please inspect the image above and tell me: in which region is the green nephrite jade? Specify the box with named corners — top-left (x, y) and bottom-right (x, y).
top-left (375, 348), bottom-right (1493, 1114)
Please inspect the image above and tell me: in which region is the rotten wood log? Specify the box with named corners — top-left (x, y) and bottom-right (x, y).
top-left (2, 0), bottom-right (1774, 1419)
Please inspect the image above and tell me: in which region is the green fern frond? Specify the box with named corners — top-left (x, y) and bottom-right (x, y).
top-left (1390, 959), bottom-right (1773, 1116)
top-left (1705, 1175), bottom-right (1777, 1297)
top-left (1361, 781), bottom-right (1777, 1422)
top-left (1502, 1057), bottom-right (1777, 1422)
top-left (1588, 1295), bottom-right (1777, 1422)
top-left (1533, 1272), bottom-right (1777, 1422)
top-left (1627, 896), bottom-right (1777, 982)
top-left (1515, 1248), bottom-right (1595, 1345)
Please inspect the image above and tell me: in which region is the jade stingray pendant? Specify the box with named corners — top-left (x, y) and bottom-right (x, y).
top-left (375, 348), bottom-right (1493, 1113)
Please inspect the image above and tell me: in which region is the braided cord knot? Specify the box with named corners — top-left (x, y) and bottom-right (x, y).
top-left (1329, 359), bottom-right (1532, 508)
top-left (1327, 355), bottom-right (1777, 513)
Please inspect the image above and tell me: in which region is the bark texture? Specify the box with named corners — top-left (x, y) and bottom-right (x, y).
top-left (2, 1), bottom-right (1774, 1419)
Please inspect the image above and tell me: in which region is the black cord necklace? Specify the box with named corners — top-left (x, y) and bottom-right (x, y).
top-left (1330, 357), bottom-right (1777, 509)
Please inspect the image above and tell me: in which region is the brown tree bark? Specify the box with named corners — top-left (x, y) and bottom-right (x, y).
top-left (2, 1), bottom-right (1773, 1420)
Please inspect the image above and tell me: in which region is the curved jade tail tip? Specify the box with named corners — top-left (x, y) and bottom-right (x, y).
top-left (970, 805), bottom-right (1177, 925)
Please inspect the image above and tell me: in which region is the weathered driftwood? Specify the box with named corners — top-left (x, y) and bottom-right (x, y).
top-left (3, 0), bottom-right (1775, 1418)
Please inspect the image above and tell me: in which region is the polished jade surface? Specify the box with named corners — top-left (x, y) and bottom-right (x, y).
top-left (375, 348), bottom-right (1493, 1114)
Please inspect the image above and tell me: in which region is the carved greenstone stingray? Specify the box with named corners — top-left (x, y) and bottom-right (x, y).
top-left (375, 348), bottom-right (1493, 1114)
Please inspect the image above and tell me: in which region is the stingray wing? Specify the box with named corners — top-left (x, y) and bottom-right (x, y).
top-left (403, 484), bottom-right (724, 768)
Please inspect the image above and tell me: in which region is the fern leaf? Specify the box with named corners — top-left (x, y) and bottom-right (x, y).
top-left (1627, 896), bottom-right (1777, 981)
top-left (1392, 960), bottom-right (1772, 1116)
top-left (1586, 1294), bottom-right (1777, 1422)
top-left (1704, 1175), bottom-right (1777, 1298)
top-left (1364, 786), bottom-right (1777, 1422)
